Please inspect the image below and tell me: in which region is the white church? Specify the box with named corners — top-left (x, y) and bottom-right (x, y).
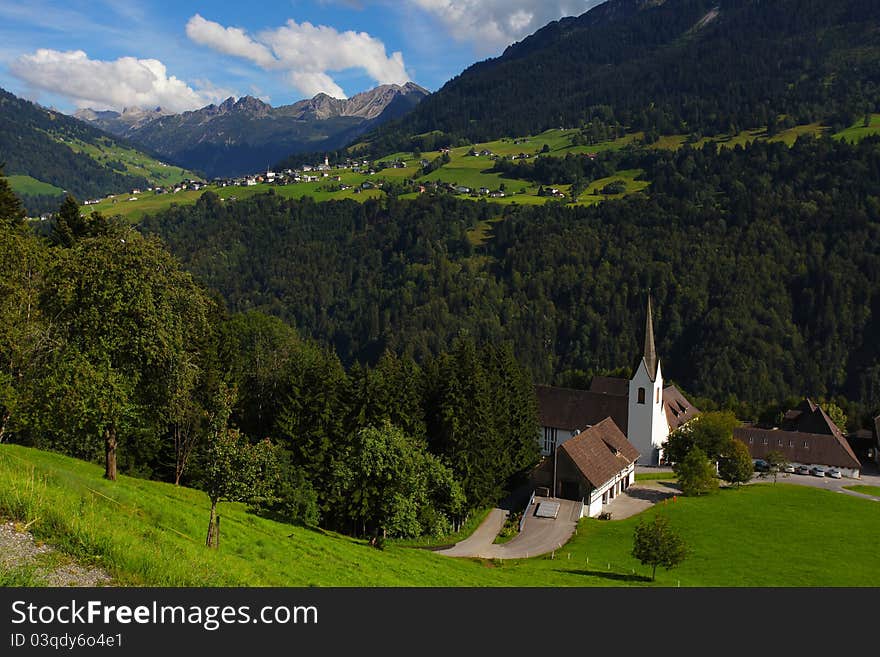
top-left (535, 297), bottom-right (699, 467)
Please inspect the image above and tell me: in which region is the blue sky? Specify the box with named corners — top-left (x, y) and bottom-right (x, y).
top-left (0, 0), bottom-right (602, 113)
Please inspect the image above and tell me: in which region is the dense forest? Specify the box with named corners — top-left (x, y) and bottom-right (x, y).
top-left (356, 0), bottom-right (880, 157)
top-left (0, 171), bottom-right (539, 539)
top-left (145, 135), bottom-right (880, 427)
top-left (0, 88), bottom-right (150, 207)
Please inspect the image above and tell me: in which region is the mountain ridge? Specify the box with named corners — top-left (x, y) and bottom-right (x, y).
top-left (75, 83), bottom-right (430, 178)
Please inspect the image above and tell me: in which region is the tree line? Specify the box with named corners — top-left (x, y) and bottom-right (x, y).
top-left (0, 172), bottom-right (540, 542)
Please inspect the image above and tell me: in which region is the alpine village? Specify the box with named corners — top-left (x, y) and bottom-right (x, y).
top-left (3, 0), bottom-right (880, 589)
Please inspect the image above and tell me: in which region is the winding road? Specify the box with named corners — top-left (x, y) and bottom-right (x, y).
top-left (437, 497), bottom-right (581, 559)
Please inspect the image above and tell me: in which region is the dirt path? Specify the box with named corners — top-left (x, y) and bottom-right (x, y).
top-left (0, 520), bottom-right (112, 586)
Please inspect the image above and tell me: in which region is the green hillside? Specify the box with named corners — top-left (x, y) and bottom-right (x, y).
top-left (86, 113), bottom-right (880, 222)
top-left (2, 444), bottom-right (878, 587)
top-left (363, 0), bottom-right (880, 154)
top-left (0, 87), bottom-right (198, 216)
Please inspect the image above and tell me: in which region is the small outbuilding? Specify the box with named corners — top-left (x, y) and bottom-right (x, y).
top-left (532, 418), bottom-right (640, 518)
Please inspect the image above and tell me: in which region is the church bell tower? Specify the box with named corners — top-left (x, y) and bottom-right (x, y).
top-left (627, 296), bottom-right (669, 465)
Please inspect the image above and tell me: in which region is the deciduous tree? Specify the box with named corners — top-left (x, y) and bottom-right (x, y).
top-left (718, 438), bottom-right (754, 487)
top-left (676, 446), bottom-right (718, 496)
top-left (632, 514), bottom-right (688, 581)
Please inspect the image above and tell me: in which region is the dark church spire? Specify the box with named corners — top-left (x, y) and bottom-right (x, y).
top-left (644, 294), bottom-right (658, 379)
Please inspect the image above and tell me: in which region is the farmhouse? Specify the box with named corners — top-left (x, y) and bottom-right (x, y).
top-left (536, 297), bottom-right (699, 465)
top-left (733, 399), bottom-right (862, 477)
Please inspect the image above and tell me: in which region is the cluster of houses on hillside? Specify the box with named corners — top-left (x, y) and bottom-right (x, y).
top-left (533, 296), bottom-right (879, 519)
top-left (80, 179), bottom-right (207, 207)
top-left (211, 156), bottom-right (373, 189)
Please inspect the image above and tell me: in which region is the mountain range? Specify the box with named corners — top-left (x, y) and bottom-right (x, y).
top-left (76, 82), bottom-right (429, 178)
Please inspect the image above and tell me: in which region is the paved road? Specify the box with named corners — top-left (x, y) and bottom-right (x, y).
top-left (437, 509), bottom-right (508, 557)
top-left (437, 497), bottom-right (580, 559)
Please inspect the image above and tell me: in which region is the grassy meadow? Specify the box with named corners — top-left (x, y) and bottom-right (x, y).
top-left (1, 444), bottom-right (878, 587)
top-left (843, 485), bottom-right (880, 497)
top-left (7, 174), bottom-right (65, 197)
top-left (58, 135), bottom-right (196, 191)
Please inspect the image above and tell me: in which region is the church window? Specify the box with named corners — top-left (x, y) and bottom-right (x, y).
top-left (656, 388), bottom-right (660, 404)
top-left (637, 388), bottom-right (646, 404)
top-left (543, 427), bottom-right (557, 453)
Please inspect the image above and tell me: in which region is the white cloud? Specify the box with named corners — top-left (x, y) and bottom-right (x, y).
top-left (408, 0), bottom-right (604, 53)
top-left (185, 14), bottom-right (276, 68)
top-left (185, 14), bottom-right (410, 99)
top-left (9, 49), bottom-right (229, 112)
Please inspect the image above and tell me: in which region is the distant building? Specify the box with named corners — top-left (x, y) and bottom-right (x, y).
top-left (733, 399), bottom-right (862, 478)
top-left (536, 296), bottom-right (699, 466)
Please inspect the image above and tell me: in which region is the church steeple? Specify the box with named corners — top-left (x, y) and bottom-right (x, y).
top-left (643, 294), bottom-right (658, 380)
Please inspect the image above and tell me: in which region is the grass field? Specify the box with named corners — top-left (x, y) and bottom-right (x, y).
top-left (7, 175), bottom-right (65, 197)
top-left (635, 471), bottom-right (678, 482)
top-left (843, 485), bottom-right (880, 497)
top-left (85, 180), bottom-right (384, 221)
top-left (833, 113), bottom-right (880, 142)
top-left (1, 444), bottom-right (878, 587)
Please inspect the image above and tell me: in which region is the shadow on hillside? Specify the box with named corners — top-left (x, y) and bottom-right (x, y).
top-left (558, 569), bottom-right (652, 583)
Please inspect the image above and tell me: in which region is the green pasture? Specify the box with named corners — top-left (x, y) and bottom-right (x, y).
top-left (1, 444), bottom-right (877, 587)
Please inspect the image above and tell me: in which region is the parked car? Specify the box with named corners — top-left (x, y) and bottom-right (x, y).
top-left (827, 469), bottom-right (842, 479)
top-left (782, 464), bottom-right (796, 474)
top-left (795, 465), bottom-right (811, 475)
top-left (754, 459), bottom-right (769, 472)
top-left (811, 467), bottom-right (826, 477)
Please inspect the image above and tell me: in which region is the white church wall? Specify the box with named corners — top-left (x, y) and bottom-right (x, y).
top-left (628, 360), bottom-right (668, 465)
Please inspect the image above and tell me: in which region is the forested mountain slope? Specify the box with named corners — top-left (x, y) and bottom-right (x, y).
top-left (143, 136), bottom-right (880, 420)
top-left (0, 88), bottom-right (193, 214)
top-left (363, 0), bottom-right (880, 154)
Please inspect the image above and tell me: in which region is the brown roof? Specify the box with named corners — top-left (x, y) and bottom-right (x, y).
top-left (589, 376), bottom-right (629, 397)
top-left (558, 418), bottom-right (640, 489)
top-left (733, 426), bottom-right (861, 470)
top-left (663, 384), bottom-right (700, 431)
top-left (536, 385), bottom-right (628, 434)
top-left (782, 399), bottom-right (844, 440)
